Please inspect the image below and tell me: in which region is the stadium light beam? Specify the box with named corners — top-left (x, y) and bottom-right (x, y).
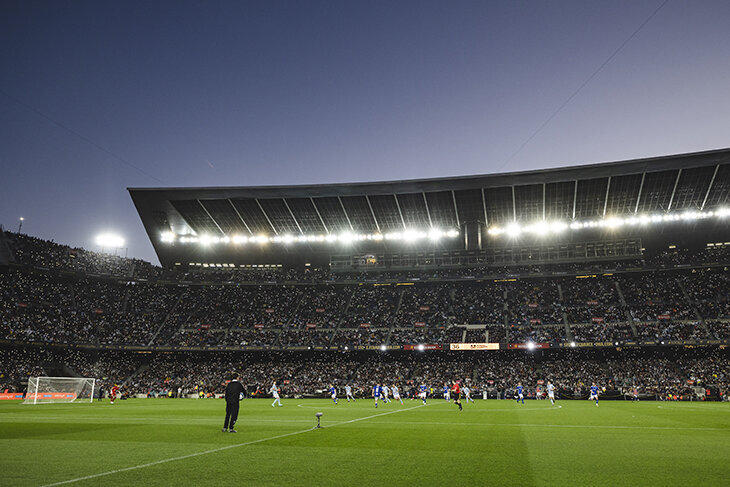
top-left (95, 233), bottom-right (125, 249)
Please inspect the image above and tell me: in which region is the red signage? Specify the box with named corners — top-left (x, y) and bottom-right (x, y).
top-left (199, 324), bottom-right (211, 330)
top-left (529, 319), bottom-right (542, 324)
top-left (0, 393), bottom-right (25, 400)
top-left (254, 324), bottom-right (264, 329)
top-left (508, 342), bottom-right (550, 350)
top-left (415, 322), bottom-right (426, 327)
top-left (306, 323), bottom-right (317, 329)
top-left (17, 303), bottom-right (27, 308)
top-left (403, 344), bottom-right (443, 350)
top-left (587, 300), bottom-right (598, 305)
top-left (360, 323), bottom-right (370, 328)
top-left (24, 393), bottom-right (77, 400)
top-left (94, 309), bottom-right (104, 315)
top-left (658, 314), bottom-right (671, 320)
top-left (265, 308), bottom-right (275, 313)
top-left (419, 305), bottom-right (430, 311)
top-left (528, 303), bottom-right (538, 308)
top-left (315, 308), bottom-right (325, 313)
top-left (592, 317), bottom-right (604, 323)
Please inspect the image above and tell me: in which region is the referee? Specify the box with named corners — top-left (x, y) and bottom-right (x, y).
top-left (223, 374), bottom-right (246, 433)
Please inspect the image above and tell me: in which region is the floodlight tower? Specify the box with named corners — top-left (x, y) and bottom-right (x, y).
top-left (18, 217), bottom-right (24, 234)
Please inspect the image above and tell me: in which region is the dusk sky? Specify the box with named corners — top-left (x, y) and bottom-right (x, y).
top-left (2, 1), bottom-right (729, 264)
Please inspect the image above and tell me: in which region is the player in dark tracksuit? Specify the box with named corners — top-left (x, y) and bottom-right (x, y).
top-left (223, 377), bottom-right (246, 433)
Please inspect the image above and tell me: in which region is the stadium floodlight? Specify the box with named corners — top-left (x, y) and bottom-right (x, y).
top-left (526, 341), bottom-right (536, 351)
top-left (506, 222), bottom-right (521, 238)
top-left (232, 235), bottom-right (247, 244)
top-left (95, 233), bottom-right (124, 248)
top-left (487, 226), bottom-right (504, 235)
top-left (446, 229), bottom-right (459, 238)
top-left (570, 341), bottom-right (576, 348)
top-left (417, 344), bottom-right (425, 352)
top-left (339, 232), bottom-right (354, 244)
top-left (428, 229), bottom-right (442, 241)
top-left (160, 231), bottom-right (175, 243)
top-left (380, 344), bottom-right (387, 351)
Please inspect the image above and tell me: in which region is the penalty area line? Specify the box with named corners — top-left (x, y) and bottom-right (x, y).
top-left (41, 403), bottom-right (425, 486)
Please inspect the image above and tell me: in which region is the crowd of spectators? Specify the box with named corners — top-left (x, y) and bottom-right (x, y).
top-left (3, 232), bottom-right (730, 349)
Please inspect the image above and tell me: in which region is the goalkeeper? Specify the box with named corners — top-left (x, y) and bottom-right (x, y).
top-left (223, 374), bottom-right (246, 433)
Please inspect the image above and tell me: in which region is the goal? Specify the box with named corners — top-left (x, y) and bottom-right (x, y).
top-left (24, 377), bottom-right (96, 404)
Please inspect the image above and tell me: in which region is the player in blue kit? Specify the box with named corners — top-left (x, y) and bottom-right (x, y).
top-left (373, 383), bottom-right (382, 408)
top-left (443, 383), bottom-right (450, 401)
top-left (516, 383), bottom-right (524, 404)
top-left (419, 383), bottom-right (428, 404)
top-left (329, 384), bottom-right (338, 404)
top-left (589, 382), bottom-right (599, 406)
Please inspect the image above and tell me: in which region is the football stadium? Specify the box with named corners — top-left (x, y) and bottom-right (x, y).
top-left (1, 149), bottom-right (729, 485)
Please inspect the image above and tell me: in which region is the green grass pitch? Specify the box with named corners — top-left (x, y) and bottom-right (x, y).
top-left (0, 398), bottom-right (728, 486)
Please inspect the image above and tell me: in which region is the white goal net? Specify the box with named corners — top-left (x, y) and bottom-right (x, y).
top-left (24, 377), bottom-right (96, 404)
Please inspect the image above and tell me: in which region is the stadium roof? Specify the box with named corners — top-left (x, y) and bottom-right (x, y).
top-left (130, 148), bottom-right (730, 266)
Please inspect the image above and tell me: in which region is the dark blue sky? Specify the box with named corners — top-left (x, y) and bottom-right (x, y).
top-left (2, 1), bottom-right (729, 264)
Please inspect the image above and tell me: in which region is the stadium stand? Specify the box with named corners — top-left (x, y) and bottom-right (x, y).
top-left (2, 149), bottom-right (730, 401)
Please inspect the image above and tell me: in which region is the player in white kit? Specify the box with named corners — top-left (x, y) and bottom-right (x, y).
top-left (392, 384), bottom-right (403, 404)
top-left (270, 382), bottom-right (282, 407)
top-left (381, 384), bottom-right (391, 403)
top-left (463, 385), bottom-right (474, 403)
top-left (546, 381), bottom-right (555, 405)
top-left (345, 384), bottom-right (355, 402)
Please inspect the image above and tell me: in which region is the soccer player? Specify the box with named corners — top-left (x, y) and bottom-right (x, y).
top-left (382, 384), bottom-right (391, 403)
top-left (270, 382), bottom-right (282, 407)
top-left (373, 383), bottom-right (382, 408)
top-left (419, 383), bottom-right (428, 404)
top-left (451, 381), bottom-right (462, 411)
top-left (443, 383), bottom-right (450, 402)
top-left (392, 384), bottom-right (403, 405)
top-left (516, 382), bottom-right (524, 404)
top-left (546, 381), bottom-right (556, 405)
top-left (110, 384), bottom-right (119, 404)
top-left (589, 383), bottom-right (599, 406)
top-left (345, 384), bottom-right (355, 402)
top-left (463, 385), bottom-right (474, 403)
top-left (223, 375), bottom-right (245, 433)
top-left (329, 384), bottom-right (338, 404)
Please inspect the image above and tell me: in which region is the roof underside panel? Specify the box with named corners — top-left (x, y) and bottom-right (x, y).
top-left (230, 199), bottom-right (275, 234)
top-left (311, 197), bottom-right (351, 233)
top-left (286, 198), bottom-right (327, 233)
top-left (484, 186), bottom-right (513, 225)
top-left (257, 198), bottom-right (300, 234)
top-left (340, 195), bottom-right (377, 232)
top-left (454, 188), bottom-right (484, 224)
top-left (637, 169), bottom-right (680, 213)
top-left (544, 181), bottom-right (574, 221)
top-left (705, 164), bottom-right (730, 208)
top-left (199, 199), bottom-right (249, 235)
top-left (425, 191), bottom-right (458, 229)
top-left (605, 173), bottom-right (642, 216)
top-left (170, 200), bottom-right (223, 235)
top-left (368, 194), bottom-right (404, 232)
top-left (514, 184), bottom-right (542, 222)
top-left (395, 193), bottom-right (431, 228)
top-left (671, 165), bottom-right (716, 211)
top-left (574, 177), bottom-right (609, 219)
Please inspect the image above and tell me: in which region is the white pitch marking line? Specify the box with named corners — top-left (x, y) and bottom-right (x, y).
top-left (360, 420), bottom-right (727, 432)
top-left (40, 404), bottom-right (425, 486)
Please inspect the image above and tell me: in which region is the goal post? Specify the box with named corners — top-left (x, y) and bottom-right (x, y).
top-left (24, 377), bottom-right (96, 404)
